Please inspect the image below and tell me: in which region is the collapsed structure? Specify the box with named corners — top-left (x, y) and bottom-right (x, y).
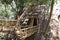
top-left (0, 4), bottom-right (50, 40)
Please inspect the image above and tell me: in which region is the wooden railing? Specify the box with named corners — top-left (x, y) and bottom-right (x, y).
top-left (0, 20), bottom-right (38, 39)
top-left (17, 26), bottom-right (38, 39)
top-left (0, 19), bottom-right (17, 26)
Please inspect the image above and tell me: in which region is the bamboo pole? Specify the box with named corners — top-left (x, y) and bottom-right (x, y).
top-left (43, 0), bottom-right (54, 36)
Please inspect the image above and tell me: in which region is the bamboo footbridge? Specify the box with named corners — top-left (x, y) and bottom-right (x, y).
top-left (0, 4), bottom-right (49, 40)
top-left (0, 15), bottom-right (39, 39)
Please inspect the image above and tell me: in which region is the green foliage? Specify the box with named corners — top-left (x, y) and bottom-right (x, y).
top-left (0, 3), bottom-right (11, 17)
top-left (0, 0), bottom-right (12, 4)
top-left (14, 0), bottom-right (24, 9)
top-left (38, 0), bottom-right (51, 5)
top-left (55, 0), bottom-right (57, 4)
top-left (0, 0), bottom-right (55, 18)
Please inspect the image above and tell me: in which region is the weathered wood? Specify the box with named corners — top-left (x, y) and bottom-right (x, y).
top-left (17, 26), bottom-right (38, 39)
top-left (0, 20), bottom-right (17, 26)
